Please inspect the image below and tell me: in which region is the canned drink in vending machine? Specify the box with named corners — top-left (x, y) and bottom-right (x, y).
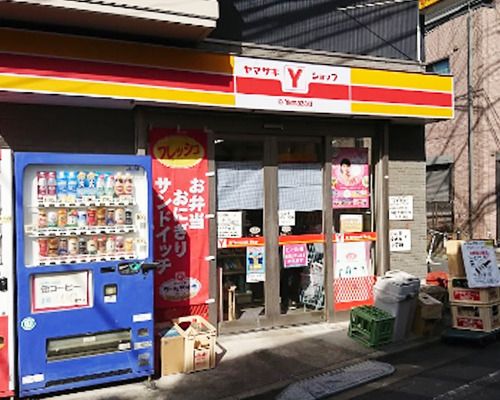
top-left (87, 237), bottom-right (98, 255)
top-left (125, 208), bottom-right (133, 225)
top-left (115, 236), bottom-right (124, 252)
top-left (87, 208), bottom-right (97, 226)
top-left (78, 237), bottom-right (87, 255)
top-left (47, 171), bottom-right (57, 197)
top-left (47, 210), bottom-right (58, 228)
top-left (48, 238), bottom-right (59, 257)
top-left (66, 171), bottom-right (78, 202)
top-left (39, 238), bottom-right (48, 257)
top-left (106, 209), bottom-right (115, 226)
top-left (58, 238), bottom-right (68, 256)
top-left (124, 237), bottom-right (134, 253)
top-left (67, 210), bottom-right (78, 227)
top-left (38, 209), bottom-right (48, 229)
top-left (96, 207), bottom-right (106, 226)
top-left (57, 209), bottom-right (67, 228)
top-left (68, 237), bottom-right (78, 256)
top-left (124, 173), bottom-right (133, 196)
top-left (77, 209), bottom-right (87, 227)
top-left (37, 171), bottom-right (48, 199)
top-left (56, 171), bottom-right (67, 201)
top-left (106, 236), bottom-right (115, 254)
top-left (97, 236), bottom-right (106, 255)
top-left (115, 208), bottom-right (125, 225)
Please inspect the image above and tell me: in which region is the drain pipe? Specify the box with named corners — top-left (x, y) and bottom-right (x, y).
top-left (467, 2), bottom-right (474, 238)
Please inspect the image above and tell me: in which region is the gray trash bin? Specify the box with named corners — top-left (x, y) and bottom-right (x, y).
top-left (374, 270), bottom-right (420, 342)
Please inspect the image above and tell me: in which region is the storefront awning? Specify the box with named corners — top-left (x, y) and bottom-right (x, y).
top-left (0, 28), bottom-right (454, 121)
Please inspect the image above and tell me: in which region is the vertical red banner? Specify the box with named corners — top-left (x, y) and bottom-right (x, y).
top-left (150, 129), bottom-right (209, 322)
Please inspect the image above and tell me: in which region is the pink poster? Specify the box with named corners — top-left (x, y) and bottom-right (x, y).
top-left (283, 244), bottom-right (308, 268)
top-left (332, 148), bottom-right (370, 209)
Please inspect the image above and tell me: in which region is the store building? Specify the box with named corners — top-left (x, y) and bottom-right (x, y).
top-left (423, 0), bottom-right (498, 239)
top-left (0, 1), bottom-right (453, 335)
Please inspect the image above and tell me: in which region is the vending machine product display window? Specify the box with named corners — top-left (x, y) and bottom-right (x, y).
top-left (15, 153), bottom-right (154, 398)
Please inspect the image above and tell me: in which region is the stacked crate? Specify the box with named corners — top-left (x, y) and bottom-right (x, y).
top-left (446, 241), bottom-right (500, 333)
top-left (348, 305), bottom-right (395, 347)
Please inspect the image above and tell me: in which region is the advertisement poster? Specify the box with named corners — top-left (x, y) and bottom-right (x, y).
top-left (332, 148), bottom-right (370, 209)
top-left (333, 241), bottom-right (371, 278)
top-left (246, 246), bottom-right (265, 282)
top-left (283, 243), bottom-right (308, 268)
top-left (279, 209), bottom-right (296, 226)
top-left (150, 129), bottom-right (209, 320)
top-left (217, 211), bottom-right (242, 238)
top-left (339, 214), bottom-right (363, 233)
top-left (461, 241), bottom-right (500, 288)
top-left (32, 271), bottom-right (91, 312)
top-left (389, 229), bottom-right (412, 252)
top-left (389, 196), bottom-right (414, 220)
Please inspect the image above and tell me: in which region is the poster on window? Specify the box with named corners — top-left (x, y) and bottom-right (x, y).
top-left (217, 211), bottom-right (242, 238)
top-left (332, 148), bottom-right (370, 209)
top-left (333, 241), bottom-right (371, 278)
top-left (150, 129), bottom-right (209, 321)
top-left (246, 246), bottom-right (265, 282)
top-left (461, 241), bottom-right (500, 288)
top-left (283, 243), bottom-right (308, 268)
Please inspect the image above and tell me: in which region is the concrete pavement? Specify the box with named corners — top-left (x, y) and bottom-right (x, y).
top-left (43, 321), bottom-right (439, 400)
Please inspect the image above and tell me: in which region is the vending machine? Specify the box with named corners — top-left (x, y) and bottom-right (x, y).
top-left (0, 149), bottom-right (14, 400)
top-left (15, 153), bottom-right (155, 397)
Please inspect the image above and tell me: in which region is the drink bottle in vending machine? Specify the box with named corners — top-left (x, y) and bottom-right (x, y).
top-left (0, 149), bottom-right (14, 400)
top-left (15, 153), bottom-right (155, 397)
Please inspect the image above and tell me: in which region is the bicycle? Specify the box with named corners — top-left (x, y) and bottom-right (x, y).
top-left (426, 228), bottom-right (448, 270)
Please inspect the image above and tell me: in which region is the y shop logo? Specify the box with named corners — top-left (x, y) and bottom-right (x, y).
top-left (153, 135), bottom-right (204, 169)
top-left (282, 66), bottom-right (308, 94)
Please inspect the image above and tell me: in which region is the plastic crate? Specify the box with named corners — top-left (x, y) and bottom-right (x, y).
top-left (348, 305), bottom-right (395, 347)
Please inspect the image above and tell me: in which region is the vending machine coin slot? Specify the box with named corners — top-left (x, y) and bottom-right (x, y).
top-left (100, 266), bottom-right (115, 274)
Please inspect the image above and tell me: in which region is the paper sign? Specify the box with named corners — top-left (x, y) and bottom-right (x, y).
top-left (283, 243), bottom-right (308, 268)
top-left (246, 246), bottom-right (265, 282)
top-left (334, 241), bottom-right (370, 278)
top-left (32, 271), bottom-right (91, 312)
top-left (339, 214), bottom-right (363, 233)
top-left (217, 211), bottom-right (243, 238)
top-left (279, 209), bottom-right (295, 226)
top-left (461, 241), bottom-right (500, 288)
top-left (389, 196), bottom-right (414, 220)
top-left (389, 229), bottom-right (411, 252)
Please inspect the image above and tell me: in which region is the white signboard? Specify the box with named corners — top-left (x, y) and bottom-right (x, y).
top-left (278, 209), bottom-right (295, 226)
top-left (334, 241), bottom-right (370, 278)
top-left (217, 211), bottom-right (242, 238)
top-left (389, 196), bottom-right (414, 220)
top-left (339, 214), bottom-right (363, 233)
top-left (389, 229), bottom-right (411, 252)
top-left (461, 241), bottom-right (500, 288)
top-left (234, 57), bottom-right (351, 114)
top-left (32, 271), bottom-right (92, 312)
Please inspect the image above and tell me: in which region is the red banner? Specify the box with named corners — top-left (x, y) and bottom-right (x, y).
top-left (150, 129), bottom-right (209, 322)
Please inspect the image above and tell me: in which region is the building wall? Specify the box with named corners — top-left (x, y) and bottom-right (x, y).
top-left (388, 125), bottom-right (427, 278)
top-left (211, 0), bottom-right (419, 61)
top-left (425, 5), bottom-right (500, 239)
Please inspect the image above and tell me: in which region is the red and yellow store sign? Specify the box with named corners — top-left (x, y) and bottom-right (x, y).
top-left (0, 28), bottom-right (453, 120)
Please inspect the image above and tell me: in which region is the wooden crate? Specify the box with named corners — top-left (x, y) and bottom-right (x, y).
top-left (451, 302), bottom-right (500, 332)
top-left (448, 278), bottom-right (500, 305)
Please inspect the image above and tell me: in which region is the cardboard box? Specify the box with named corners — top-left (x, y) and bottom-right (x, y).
top-left (161, 329), bottom-right (186, 376)
top-left (446, 240), bottom-right (466, 278)
top-left (418, 293), bottom-right (443, 320)
top-left (413, 316), bottom-right (438, 336)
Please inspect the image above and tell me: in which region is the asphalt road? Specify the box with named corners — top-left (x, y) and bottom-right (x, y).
top-left (332, 338), bottom-right (500, 400)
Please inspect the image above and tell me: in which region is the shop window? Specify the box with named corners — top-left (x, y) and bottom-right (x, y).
top-left (426, 163), bottom-right (452, 203)
top-left (426, 58), bottom-right (450, 75)
top-left (278, 140), bottom-right (325, 315)
top-left (216, 139), bottom-right (265, 322)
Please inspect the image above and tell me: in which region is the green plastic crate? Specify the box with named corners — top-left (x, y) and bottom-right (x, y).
top-left (348, 305), bottom-right (395, 347)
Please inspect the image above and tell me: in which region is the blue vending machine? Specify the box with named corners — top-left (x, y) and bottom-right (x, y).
top-left (15, 153), bottom-right (155, 397)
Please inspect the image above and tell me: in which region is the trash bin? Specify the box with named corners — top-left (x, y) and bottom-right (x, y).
top-left (374, 270), bottom-right (420, 341)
